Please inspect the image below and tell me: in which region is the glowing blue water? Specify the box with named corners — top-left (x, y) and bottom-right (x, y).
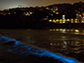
top-left (0, 36), bottom-right (80, 63)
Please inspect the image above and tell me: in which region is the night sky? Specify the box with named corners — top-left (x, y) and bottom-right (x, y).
top-left (0, 0), bottom-right (84, 10)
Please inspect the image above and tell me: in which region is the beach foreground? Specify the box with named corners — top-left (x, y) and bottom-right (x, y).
top-left (0, 36), bottom-right (80, 63)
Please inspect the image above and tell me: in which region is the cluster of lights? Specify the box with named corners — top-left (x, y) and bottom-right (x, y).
top-left (0, 12), bottom-right (17, 16)
top-left (24, 12), bottom-right (33, 16)
top-left (49, 12), bottom-right (84, 24)
top-left (48, 18), bottom-right (84, 23)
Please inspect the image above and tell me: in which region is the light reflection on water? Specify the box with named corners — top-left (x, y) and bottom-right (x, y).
top-left (0, 36), bottom-right (80, 63)
top-left (32, 36), bottom-right (84, 62)
top-left (49, 29), bottom-right (81, 32)
top-left (49, 29), bottom-right (84, 35)
top-left (0, 29), bottom-right (84, 62)
top-left (0, 29), bottom-right (84, 55)
top-left (49, 40), bottom-right (84, 54)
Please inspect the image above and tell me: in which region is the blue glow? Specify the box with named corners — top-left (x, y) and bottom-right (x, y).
top-left (0, 36), bottom-right (16, 42)
top-left (0, 36), bottom-right (80, 63)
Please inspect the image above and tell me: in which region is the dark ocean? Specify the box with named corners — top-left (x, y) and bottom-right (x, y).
top-left (0, 29), bottom-right (83, 63)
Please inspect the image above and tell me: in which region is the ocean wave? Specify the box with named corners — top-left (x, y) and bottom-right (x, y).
top-left (0, 36), bottom-right (80, 63)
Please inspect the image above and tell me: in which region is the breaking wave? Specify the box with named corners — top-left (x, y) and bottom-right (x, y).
top-left (0, 36), bottom-right (80, 63)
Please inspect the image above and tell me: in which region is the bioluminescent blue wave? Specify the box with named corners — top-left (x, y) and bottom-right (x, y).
top-left (0, 36), bottom-right (80, 63)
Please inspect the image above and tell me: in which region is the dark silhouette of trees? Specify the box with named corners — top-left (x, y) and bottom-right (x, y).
top-left (0, 2), bottom-right (84, 29)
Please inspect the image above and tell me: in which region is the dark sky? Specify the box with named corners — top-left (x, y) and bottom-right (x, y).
top-left (0, 0), bottom-right (84, 10)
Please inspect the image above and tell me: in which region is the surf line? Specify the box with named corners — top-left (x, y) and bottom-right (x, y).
top-left (0, 36), bottom-right (80, 63)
